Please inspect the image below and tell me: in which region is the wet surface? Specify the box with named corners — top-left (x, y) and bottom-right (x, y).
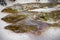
top-left (0, 0), bottom-right (60, 40)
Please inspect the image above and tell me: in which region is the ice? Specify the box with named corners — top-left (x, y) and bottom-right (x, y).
top-left (0, 0), bottom-right (60, 40)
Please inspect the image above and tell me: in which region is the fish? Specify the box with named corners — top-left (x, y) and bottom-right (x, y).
top-left (4, 22), bottom-right (50, 35)
top-left (1, 11), bottom-right (41, 23)
top-left (32, 10), bottom-right (60, 23)
top-left (50, 22), bottom-right (60, 28)
top-left (4, 17), bottom-right (51, 35)
top-left (1, 13), bottom-right (27, 23)
top-left (1, 3), bottom-right (60, 13)
top-left (5, 24), bottom-right (38, 33)
top-left (4, 15), bottom-right (60, 35)
top-left (1, 10), bottom-right (60, 23)
top-left (4, 21), bottom-right (60, 35)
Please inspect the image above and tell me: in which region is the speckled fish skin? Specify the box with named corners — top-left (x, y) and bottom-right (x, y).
top-left (1, 10), bottom-right (60, 23)
top-left (50, 22), bottom-right (60, 28)
top-left (32, 10), bottom-right (60, 23)
top-left (4, 13), bottom-right (60, 35)
top-left (5, 25), bottom-right (38, 33)
top-left (23, 2), bottom-right (60, 8)
top-left (1, 3), bottom-right (60, 13)
top-left (1, 13), bottom-right (27, 23)
top-left (1, 11), bottom-right (40, 23)
top-left (4, 15), bottom-right (51, 35)
top-left (4, 21), bottom-right (50, 35)
top-left (4, 19), bottom-right (60, 35)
